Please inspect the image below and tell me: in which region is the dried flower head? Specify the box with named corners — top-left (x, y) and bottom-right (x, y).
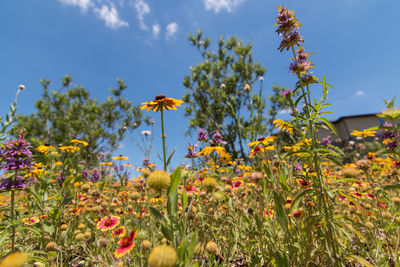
top-left (148, 244), bottom-right (177, 267)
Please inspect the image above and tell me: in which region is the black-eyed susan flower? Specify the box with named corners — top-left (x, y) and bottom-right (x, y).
top-left (273, 119), bottom-right (294, 134)
top-left (199, 145), bottom-right (226, 157)
top-left (148, 244), bottom-right (177, 267)
top-left (351, 129), bottom-right (376, 139)
top-left (96, 216), bottom-right (120, 232)
top-left (141, 95), bottom-right (183, 112)
top-left (113, 155), bottom-right (128, 160)
top-left (114, 230), bottom-right (137, 259)
top-left (247, 136), bottom-right (277, 147)
top-left (59, 146), bottom-right (80, 153)
top-left (100, 161), bottom-right (114, 166)
top-left (70, 139), bottom-right (89, 146)
top-left (36, 144), bottom-right (55, 154)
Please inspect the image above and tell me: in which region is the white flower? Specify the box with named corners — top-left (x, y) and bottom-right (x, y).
top-left (141, 130), bottom-right (152, 136)
top-left (221, 83), bottom-right (226, 89)
top-left (259, 77), bottom-right (264, 81)
top-left (244, 83), bottom-right (251, 92)
top-left (18, 84), bottom-right (25, 90)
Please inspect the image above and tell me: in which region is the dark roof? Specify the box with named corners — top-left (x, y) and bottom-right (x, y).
top-left (331, 113), bottom-right (378, 124)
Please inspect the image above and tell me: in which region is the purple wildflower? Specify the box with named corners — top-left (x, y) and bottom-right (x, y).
top-left (90, 169), bottom-right (100, 183)
top-left (383, 121), bottom-right (393, 128)
top-left (293, 162), bottom-right (302, 171)
top-left (282, 89), bottom-right (292, 98)
top-left (0, 175), bottom-right (32, 191)
top-left (322, 137), bottom-right (331, 146)
top-left (197, 128), bottom-right (208, 142)
top-left (57, 170), bottom-right (66, 186)
top-left (143, 158), bottom-right (150, 167)
top-left (1, 134), bottom-right (33, 171)
top-left (213, 131), bottom-right (226, 145)
top-left (82, 169), bottom-right (89, 179)
top-left (184, 144), bottom-right (198, 158)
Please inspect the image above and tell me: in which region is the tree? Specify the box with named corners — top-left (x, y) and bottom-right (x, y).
top-left (183, 30), bottom-right (267, 159)
top-left (14, 75), bottom-right (147, 165)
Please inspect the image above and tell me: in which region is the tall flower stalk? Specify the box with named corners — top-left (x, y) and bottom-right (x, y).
top-left (275, 6), bottom-right (341, 264)
top-left (141, 95), bottom-right (183, 171)
top-left (0, 134), bottom-right (33, 251)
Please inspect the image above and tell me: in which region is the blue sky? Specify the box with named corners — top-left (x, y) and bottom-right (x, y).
top-left (1, 0), bottom-right (399, 170)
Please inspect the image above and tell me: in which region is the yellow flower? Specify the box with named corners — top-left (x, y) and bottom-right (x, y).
top-left (273, 119), bottom-right (294, 134)
top-left (36, 144), bottom-right (56, 154)
top-left (199, 146), bottom-right (226, 157)
top-left (100, 162), bottom-right (114, 166)
top-left (150, 197), bottom-right (165, 203)
top-left (70, 139), bottom-right (89, 146)
top-left (351, 129), bottom-right (376, 139)
top-left (59, 146), bottom-right (80, 152)
top-left (0, 252), bottom-right (28, 267)
top-left (247, 136), bottom-right (277, 147)
top-left (141, 95), bottom-right (183, 112)
top-left (113, 155), bottom-right (128, 160)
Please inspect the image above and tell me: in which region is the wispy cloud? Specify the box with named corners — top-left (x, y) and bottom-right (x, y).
top-left (278, 108), bottom-right (291, 115)
top-left (165, 22), bottom-right (178, 40)
top-left (134, 0), bottom-right (150, 30)
top-left (58, 0), bottom-right (93, 12)
top-left (356, 90), bottom-right (365, 96)
top-left (152, 24), bottom-right (160, 38)
top-left (203, 0), bottom-right (244, 13)
top-left (94, 4), bottom-right (129, 29)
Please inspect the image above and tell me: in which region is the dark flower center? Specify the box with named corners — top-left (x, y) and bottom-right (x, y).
top-left (155, 95), bottom-right (166, 100)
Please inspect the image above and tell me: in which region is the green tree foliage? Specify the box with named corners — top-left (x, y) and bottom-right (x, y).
top-left (183, 30), bottom-right (267, 159)
top-left (14, 75), bottom-right (146, 165)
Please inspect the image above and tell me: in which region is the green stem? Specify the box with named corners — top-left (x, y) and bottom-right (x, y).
top-left (291, 45), bottom-right (338, 265)
top-left (10, 189), bottom-right (15, 251)
top-left (160, 109), bottom-right (167, 171)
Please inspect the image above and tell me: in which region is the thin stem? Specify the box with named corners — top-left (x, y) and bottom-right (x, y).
top-left (160, 109), bottom-right (167, 171)
top-left (10, 189), bottom-right (15, 251)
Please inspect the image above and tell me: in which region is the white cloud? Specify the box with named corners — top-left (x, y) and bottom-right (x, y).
top-left (59, 0), bottom-right (93, 12)
top-left (94, 4), bottom-right (129, 29)
top-left (203, 0), bottom-right (244, 13)
top-left (165, 22), bottom-right (178, 40)
top-left (134, 0), bottom-right (150, 30)
top-left (152, 24), bottom-right (160, 38)
top-left (356, 90), bottom-right (365, 96)
top-left (278, 108), bottom-right (291, 115)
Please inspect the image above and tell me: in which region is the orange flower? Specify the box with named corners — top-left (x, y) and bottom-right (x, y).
top-left (141, 95), bottom-right (183, 112)
top-left (114, 230), bottom-right (137, 258)
top-left (97, 216), bottom-right (120, 232)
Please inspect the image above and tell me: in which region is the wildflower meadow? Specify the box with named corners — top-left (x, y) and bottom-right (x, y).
top-left (2, 5), bottom-right (400, 267)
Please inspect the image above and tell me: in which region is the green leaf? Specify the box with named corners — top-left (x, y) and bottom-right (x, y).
top-left (181, 189), bottom-right (188, 211)
top-left (274, 251), bottom-right (289, 267)
top-left (273, 191), bottom-right (288, 233)
top-left (377, 184), bottom-right (400, 194)
top-left (149, 207), bottom-right (163, 221)
top-left (319, 117), bottom-right (338, 136)
top-left (346, 255), bottom-right (374, 267)
top-left (166, 147), bottom-right (176, 169)
top-left (168, 166), bottom-right (181, 196)
top-left (167, 191), bottom-right (178, 220)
